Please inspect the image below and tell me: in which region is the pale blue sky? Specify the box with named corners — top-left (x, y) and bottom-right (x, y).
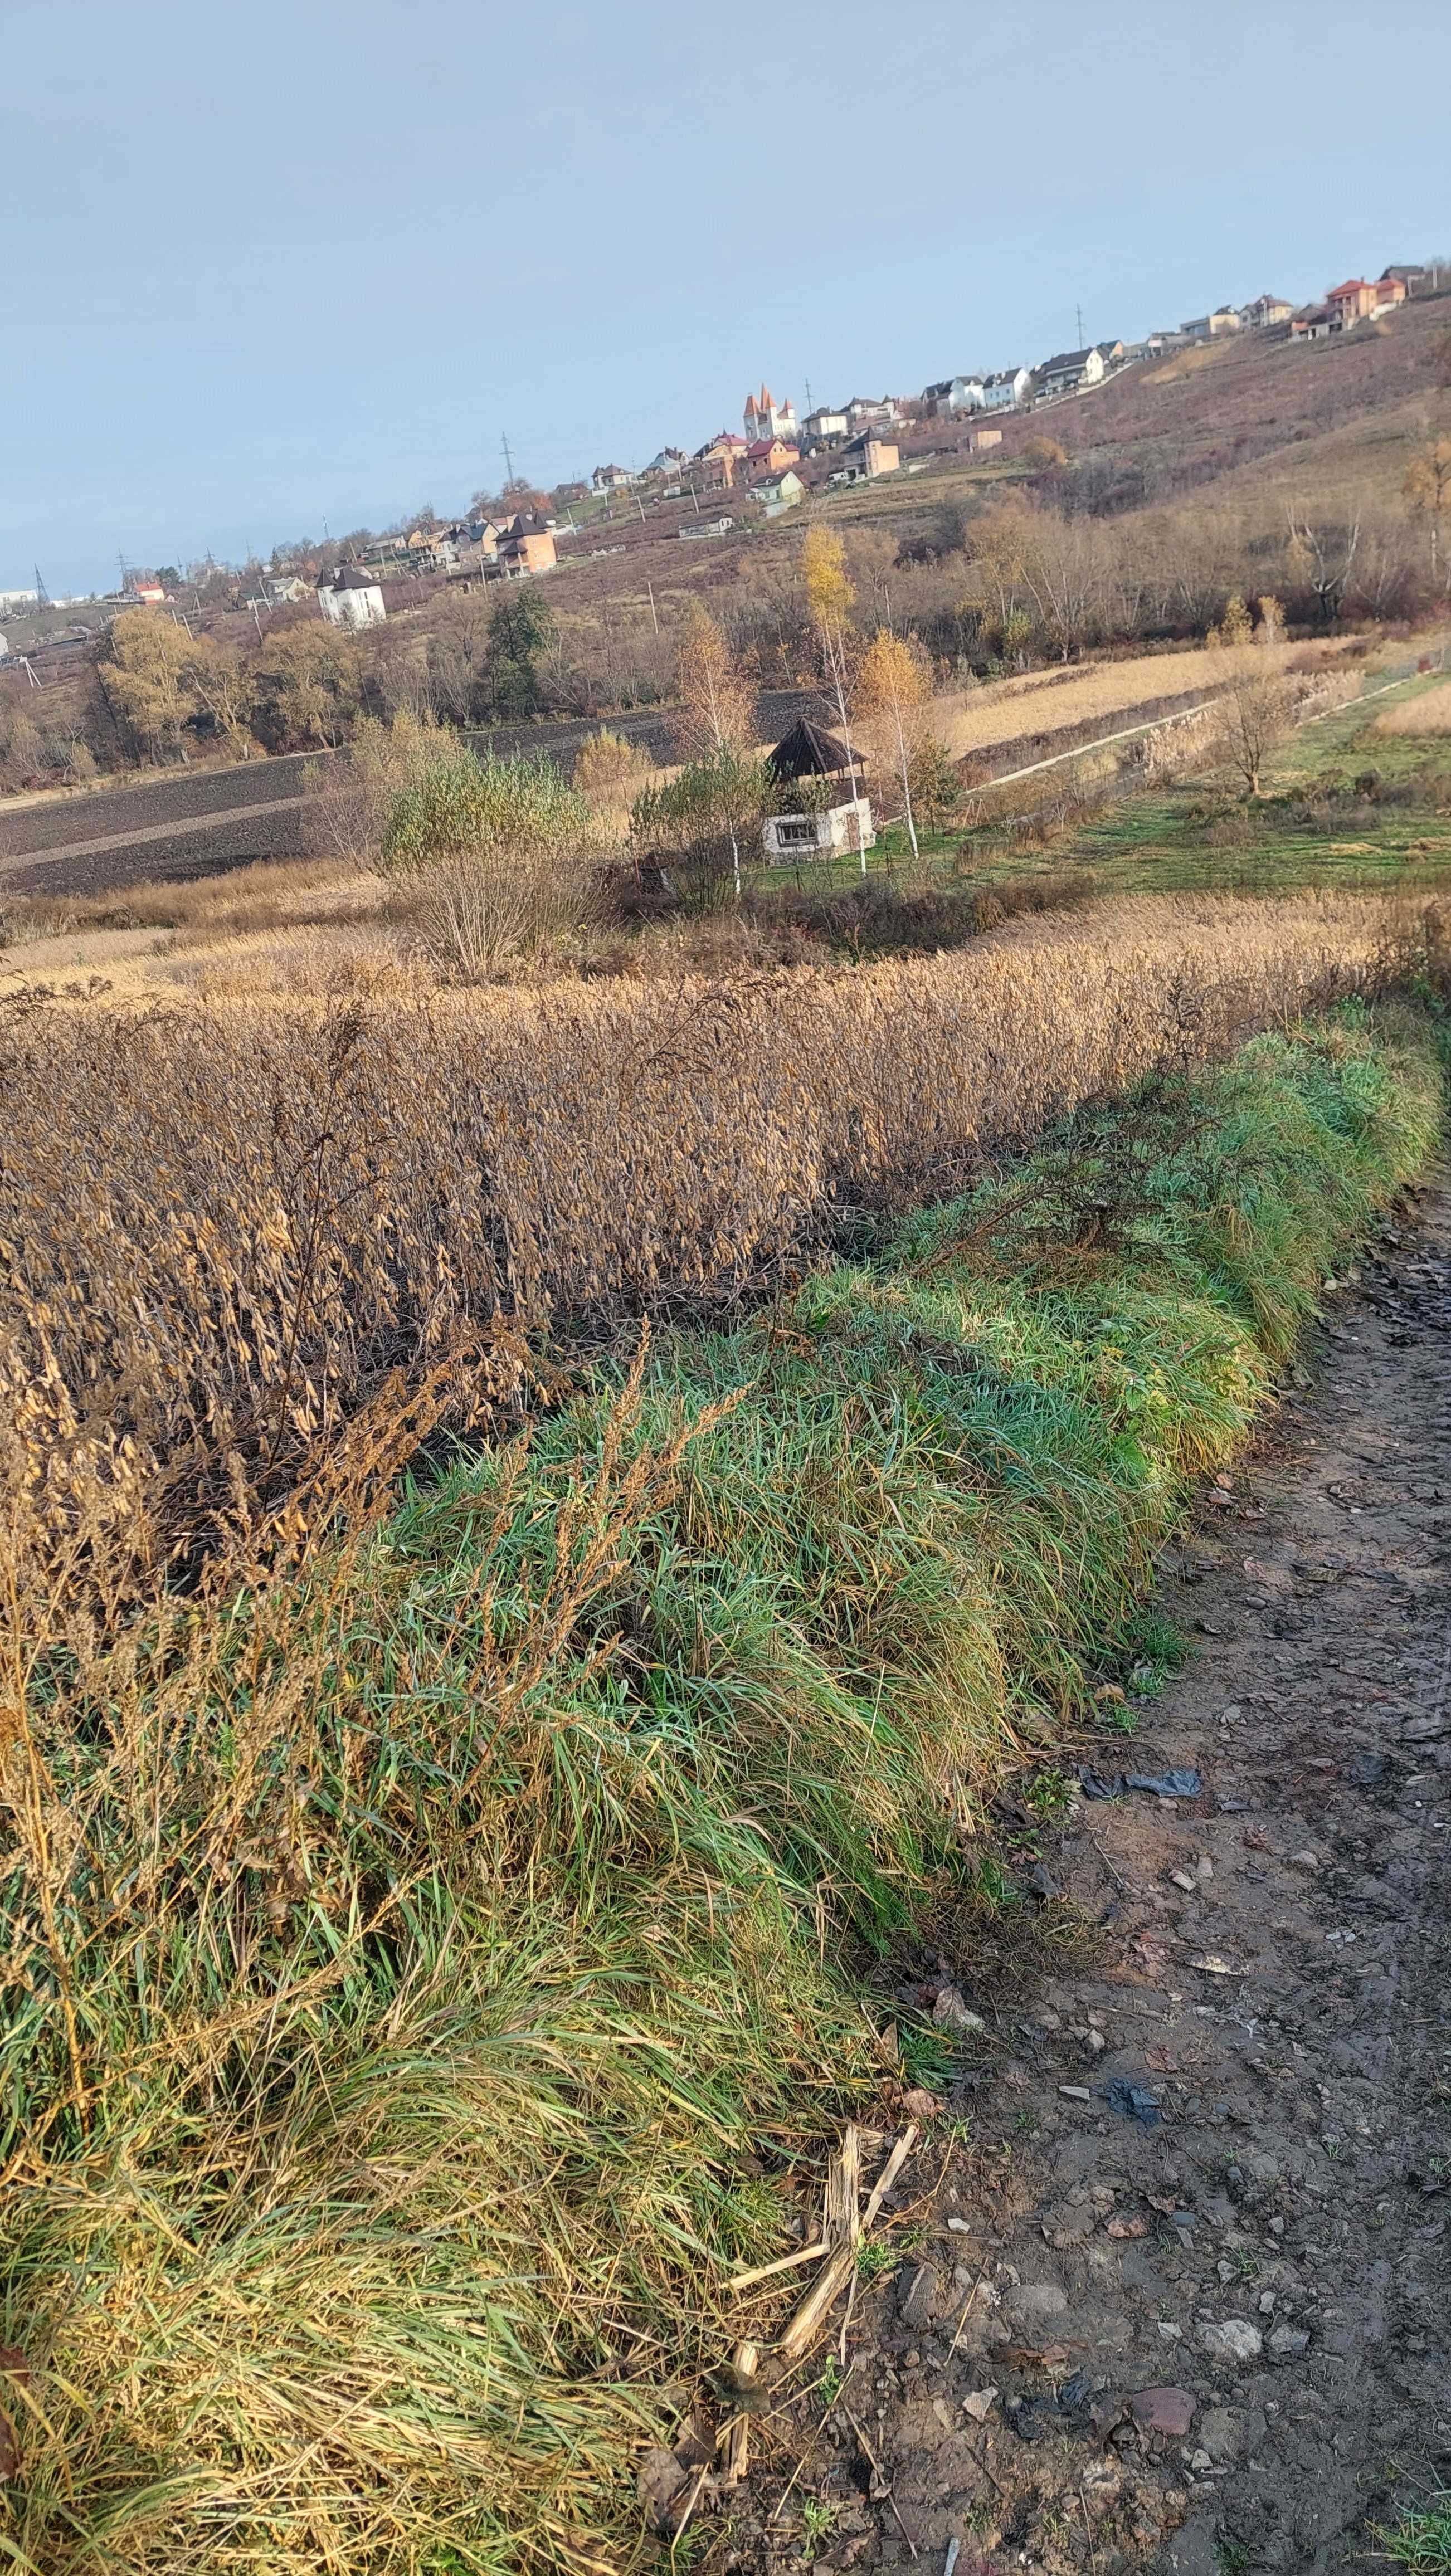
top-left (3, 0), bottom-right (1449, 595)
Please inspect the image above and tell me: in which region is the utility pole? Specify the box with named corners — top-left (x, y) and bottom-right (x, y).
top-left (33, 564), bottom-right (50, 609)
top-left (501, 431), bottom-right (515, 486)
top-left (1075, 301), bottom-right (1084, 347)
top-left (646, 579), bottom-right (659, 635)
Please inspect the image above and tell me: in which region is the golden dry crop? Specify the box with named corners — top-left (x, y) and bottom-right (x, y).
top-left (2, 887), bottom-right (1445, 1598)
top-left (933, 642), bottom-right (1265, 762)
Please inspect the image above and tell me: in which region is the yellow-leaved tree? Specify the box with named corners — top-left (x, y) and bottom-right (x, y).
top-left (855, 627), bottom-right (933, 857)
top-left (98, 609), bottom-right (199, 763)
top-left (798, 526), bottom-right (868, 870)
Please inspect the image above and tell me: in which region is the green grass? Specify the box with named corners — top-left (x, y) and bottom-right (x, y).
top-left (1376, 2509), bottom-right (1451, 2572)
top-left (0, 1008), bottom-right (1444, 2573)
top-left (1052, 679), bottom-right (1451, 896)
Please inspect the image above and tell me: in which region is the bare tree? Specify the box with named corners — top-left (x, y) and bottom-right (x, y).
top-left (1223, 673), bottom-right (1291, 798)
top-left (1286, 507), bottom-right (1361, 624)
top-left (674, 601), bottom-right (758, 893)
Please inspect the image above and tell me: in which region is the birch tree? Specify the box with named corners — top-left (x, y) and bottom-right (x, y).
top-left (675, 601), bottom-right (757, 892)
top-left (855, 627), bottom-right (933, 857)
top-left (799, 526), bottom-right (868, 870)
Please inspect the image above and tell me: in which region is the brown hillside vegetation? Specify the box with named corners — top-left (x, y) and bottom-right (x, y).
top-left (1005, 292), bottom-right (1451, 509)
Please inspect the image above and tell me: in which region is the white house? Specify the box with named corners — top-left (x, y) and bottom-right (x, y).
top-left (803, 406), bottom-right (849, 441)
top-left (752, 467), bottom-right (804, 516)
top-left (592, 463), bottom-right (635, 494)
top-left (316, 564), bottom-right (386, 628)
top-left (981, 367), bottom-right (1033, 409)
top-left (763, 798), bottom-right (875, 862)
top-left (1034, 346), bottom-right (1106, 398)
top-left (943, 374), bottom-right (987, 413)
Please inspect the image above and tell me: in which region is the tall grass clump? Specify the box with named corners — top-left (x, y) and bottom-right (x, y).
top-left (0, 1002), bottom-right (1443, 2572)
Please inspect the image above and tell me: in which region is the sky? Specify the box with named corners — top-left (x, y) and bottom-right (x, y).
top-left (3, 0), bottom-right (1449, 598)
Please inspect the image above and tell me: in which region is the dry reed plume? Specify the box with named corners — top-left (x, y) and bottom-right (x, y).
top-left (2, 890), bottom-right (1446, 1592)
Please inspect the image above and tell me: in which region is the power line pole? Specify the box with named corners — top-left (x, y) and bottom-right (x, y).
top-left (1075, 301), bottom-right (1084, 347)
top-left (501, 431), bottom-right (515, 486)
top-left (33, 564), bottom-right (50, 609)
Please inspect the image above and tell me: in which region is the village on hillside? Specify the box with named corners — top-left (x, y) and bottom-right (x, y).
top-left (0, 264), bottom-right (1438, 651)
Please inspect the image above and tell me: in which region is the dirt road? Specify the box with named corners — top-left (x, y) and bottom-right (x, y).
top-left (729, 1185), bottom-right (1450, 2576)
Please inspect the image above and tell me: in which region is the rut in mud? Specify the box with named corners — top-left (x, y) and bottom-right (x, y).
top-left (724, 1181), bottom-right (1451, 2576)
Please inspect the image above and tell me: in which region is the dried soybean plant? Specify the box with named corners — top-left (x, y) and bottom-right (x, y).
top-left (1, 891), bottom-right (1443, 1596)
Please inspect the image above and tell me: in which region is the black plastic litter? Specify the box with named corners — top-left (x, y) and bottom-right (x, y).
top-left (1025, 1861), bottom-right (1062, 1900)
top-left (1055, 2371), bottom-right (1095, 2428)
top-left (1102, 2078), bottom-right (1162, 2127)
top-left (1078, 1765), bottom-right (1202, 1801)
top-left (1006, 2400), bottom-right (1044, 2443)
top-left (1078, 1767), bottom-right (1123, 1801)
top-left (1124, 1768), bottom-right (1202, 1799)
top-left (1349, 1751), bottom-right (1387, 1787)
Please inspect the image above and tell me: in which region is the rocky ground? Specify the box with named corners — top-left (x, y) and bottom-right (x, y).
top-left (703, 1182), bottom-right (1450, 2576)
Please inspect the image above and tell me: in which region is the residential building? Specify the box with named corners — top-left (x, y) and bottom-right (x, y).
top-left (939, 374), bottom-right (987, 413)
top-left (592, 462), bottom-right (635, 494)
top-left (844, 394), bottom-right (900, 430)
top-left (744, 436), bottom-right (799, 474)
top-left (645, 447), bottom-right (688, 477)
top-left (829, 431), bottom-right (899, 482)
top-left (262, 574), bottom-right (308, 605)
top-left (1239, 292), bottom-right (1293, 329)
top-left (1143, 328), bottom-right (1187, 354)
top-left (751, 467), bottom-right (804, 515)
top-left (1289, 303), bottom-right (1336, 341)
top-left (1326, 272), bottom-right (1408, 328)
top-left (317, 564), bottom-right (386, 628)
top-left (1034, 345), bottom-right (1106, 397)
top-left (494, 513), bottom-right (557, 577)
top-left (694, 432), bottom-right (747, 489)
top-left (743, 384), bottom-right (797, 440)
top-left (981, 366), bottom-right (1033, 409)
top-left (803, 405), bottom-right (849, 441)
top-left (126, 574), bottom-right (167, 604)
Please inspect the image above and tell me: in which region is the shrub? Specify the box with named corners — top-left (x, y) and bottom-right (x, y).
top-left (629, 749), bottom-right (772, 908)
top-left (381, 739), bottom-right (600, 976)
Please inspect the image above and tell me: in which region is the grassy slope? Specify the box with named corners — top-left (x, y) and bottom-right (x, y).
top-left (1060, 674), bottom-right (1451, 894)
top-left (2, 1012), bottom-right (1444, 2573)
